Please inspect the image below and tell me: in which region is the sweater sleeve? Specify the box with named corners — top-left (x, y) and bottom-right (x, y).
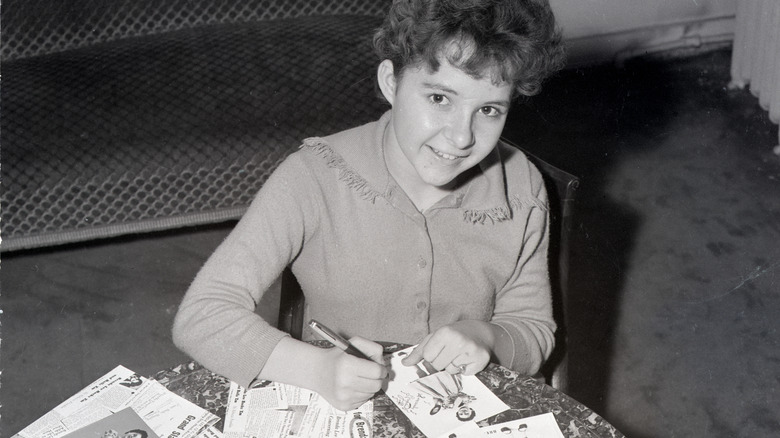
top-left (490, 166), bottom-right (557, 375)
top-left (172, 153), bottom-right (320, 388)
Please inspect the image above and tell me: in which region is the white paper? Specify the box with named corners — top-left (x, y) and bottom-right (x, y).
top-left (223, 382), bottom-right (306, 438)
top-left (383, 346), bottom-right (510, 438)
top-left (278, 382), bottom-right (316, 406)
top-left (196, 426), bottom-right (224, 438)
top-left (476, 413), bottom-right (564, 437)
top-left (225, 383), bottom-right (288, 437)
top-left (223, 381), bottom-right (372, 438)
top-left (295, 393), bottom-right (372, 438)
top-left (13, 366), bottom-right (219, 438)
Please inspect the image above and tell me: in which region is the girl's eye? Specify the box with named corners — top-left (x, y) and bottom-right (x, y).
top-left (429, 94), bottom-right (448, 105)
top-left (480, 106), bottom-right (501, 117)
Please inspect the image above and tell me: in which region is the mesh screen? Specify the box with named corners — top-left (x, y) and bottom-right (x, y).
top-left (1, 15), bottom-right (388, 250)
top-left (1, 0), bottom-right (389, 60)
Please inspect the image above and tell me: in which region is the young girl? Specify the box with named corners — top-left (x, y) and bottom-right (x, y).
top-left (173, 0), bottom-right (565, 412)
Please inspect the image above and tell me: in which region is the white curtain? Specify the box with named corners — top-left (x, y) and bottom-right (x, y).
top-left (730, 0), bottom-right (780, 150)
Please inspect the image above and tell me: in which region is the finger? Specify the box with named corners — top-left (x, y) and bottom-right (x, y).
top-left (333, 395), bottom-right (371, 412)
top-left (343, 396), bottom-right (372, 412)
top-left (401, 335), bottom-right (432, 366)
top-left (350, 379), bottom-right (384, 395)
top-left (420, 359), bottom-right (439, 375)
top-left (335, 365), bottom-right (384, 395)
top-left (348, 336), bottom-right (386, 365)
top-left (417, 329), bottom-right (466, 371)
top-left (445, 362), bottom-right (469, 375)
top-left (444, 352), bottom-right (473, 375)
top-left (400, 345), bottom-right (424, 366)
top-left (345, 338), bottom-right (388, 381)
top-left (356, 362), bottom-right (388, 381)
top-left (348, 367), bottom-right (386, 395)
top-left (421, 339), bottom-right (451, 371)
top-left (341, 354), bottom-right (388, 381)
top-left (412, 335), bottom-right (452, 371)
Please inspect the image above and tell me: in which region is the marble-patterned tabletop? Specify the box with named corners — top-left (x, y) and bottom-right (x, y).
top-left (151, 342), bottom-right (623, 438)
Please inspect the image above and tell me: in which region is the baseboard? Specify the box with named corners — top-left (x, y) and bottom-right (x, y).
top-left (563, 15), bottom-right (736, 67)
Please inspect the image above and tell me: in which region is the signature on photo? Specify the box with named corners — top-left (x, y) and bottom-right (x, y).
top-left (411, 372), bottom-right (478, 422)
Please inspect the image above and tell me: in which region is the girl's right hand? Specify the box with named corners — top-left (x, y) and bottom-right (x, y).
top-left (313, 336), bottom-right (388, 411)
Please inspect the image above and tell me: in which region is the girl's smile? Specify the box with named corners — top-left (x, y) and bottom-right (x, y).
top-left (429, 144), bottom-right (468, 161)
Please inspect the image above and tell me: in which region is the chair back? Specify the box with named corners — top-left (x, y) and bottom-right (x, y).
top-left (278, 137), bottom-right (580, 391)
top-left (278, 267), bottom-right (305, 340)
top-left (502, 139), bottom-right (579, 393)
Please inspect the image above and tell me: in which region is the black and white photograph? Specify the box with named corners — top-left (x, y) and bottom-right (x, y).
top-left (2, 0), bottom-right (778, 437)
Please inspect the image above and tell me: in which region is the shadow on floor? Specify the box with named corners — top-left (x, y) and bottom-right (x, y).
top-left (502, 56), bottom-right (699, 417)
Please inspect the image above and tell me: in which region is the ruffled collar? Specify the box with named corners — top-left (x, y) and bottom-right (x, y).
top-left (301, 111), bottom-right (544, 224)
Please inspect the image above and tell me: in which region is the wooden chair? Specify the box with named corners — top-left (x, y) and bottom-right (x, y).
top-left (277, 138), bottom-right (579, 392)
top-left (503, 139), bottom-right (579, 393)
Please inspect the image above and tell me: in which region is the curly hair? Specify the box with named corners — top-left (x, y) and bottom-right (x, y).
top-left (373, 0), bottom-right (565, 98)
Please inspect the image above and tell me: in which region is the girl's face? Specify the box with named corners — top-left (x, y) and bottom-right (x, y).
top-left (378, 57), bottom-right (512, 196)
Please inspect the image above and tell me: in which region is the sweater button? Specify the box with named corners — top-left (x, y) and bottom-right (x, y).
top-left (417, 258), bottom-right (427, 268)
top-left (416, 301), bottom-right (427, 310)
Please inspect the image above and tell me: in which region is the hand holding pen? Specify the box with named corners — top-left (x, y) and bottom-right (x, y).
top-left (308, 320), bottom-right (388, 411)
top-left (308, 320), bottom-right (383, 362)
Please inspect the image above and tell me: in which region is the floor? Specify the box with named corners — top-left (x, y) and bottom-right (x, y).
top-left (2, 48), bottom-right (779, 437)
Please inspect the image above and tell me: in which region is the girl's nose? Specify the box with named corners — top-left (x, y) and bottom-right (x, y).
top-left (445, 113), bottom-right (475, 149)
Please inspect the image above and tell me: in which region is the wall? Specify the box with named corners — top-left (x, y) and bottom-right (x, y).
top-left (552, 0), bottom-right (738, 66)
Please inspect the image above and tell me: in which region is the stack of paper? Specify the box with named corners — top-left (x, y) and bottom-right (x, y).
top-left (13, 366), bottom-right (220, 438)
top-left (15, 357), bottom-right (566, 438)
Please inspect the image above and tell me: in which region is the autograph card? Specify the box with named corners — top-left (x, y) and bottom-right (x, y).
top-left (384, 346), bottom-right (509, 438)
top-left (477, 412), bottom-right (564, 437)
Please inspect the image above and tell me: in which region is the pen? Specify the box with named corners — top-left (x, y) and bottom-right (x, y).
top-left (308, 319), bottom-right (372, 360)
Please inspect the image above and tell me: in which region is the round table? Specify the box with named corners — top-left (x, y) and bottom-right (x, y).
top-left (151, 342), bottom-right (623, 438)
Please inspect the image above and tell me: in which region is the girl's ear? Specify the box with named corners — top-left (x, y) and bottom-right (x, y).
top-left (377, 59), bottom-right (397, 105)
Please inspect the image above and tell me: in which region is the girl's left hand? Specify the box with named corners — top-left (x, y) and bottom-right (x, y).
top-left (400, 320), bottom-right (493, 375)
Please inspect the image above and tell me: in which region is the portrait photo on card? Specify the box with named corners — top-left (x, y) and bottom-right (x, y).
top-left (61, 408), bottom-right (159, 438)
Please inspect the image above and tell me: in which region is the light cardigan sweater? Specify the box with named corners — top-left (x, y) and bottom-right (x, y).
top-left (173, 111), bottom-right (556, 388)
